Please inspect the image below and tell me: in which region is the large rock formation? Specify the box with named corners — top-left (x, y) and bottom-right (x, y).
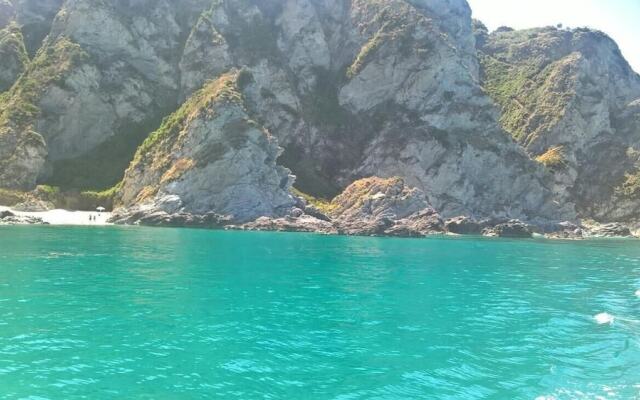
top-left (1, 0), bottom-right (640, 230)
top-left (476, 24), bottom-right (640, 222)
top-left (232, 176), bottom-right (446, 237)
top-left (0, 37), bottom-right (85, 189)
top-left (114, 71), bottom-right (296, 224)
top-left (329, 176), bottom-right (444, 235)
top-left (175, 0), bottom-right (569, 221)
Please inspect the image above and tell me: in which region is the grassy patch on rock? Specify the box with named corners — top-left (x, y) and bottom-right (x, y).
top-left (133, 70), bottom-right (243, 166)
top-left (616, 170), bottom-right (640, 199)
top-left (479, 53), bottom-right (576, 146)
top-left (0, 23), bottom-right (28, 63)
top-left (535, 145), bottom-right (566, 169)
top-left (0, 36), bottom-right (87, 131)
top-left (0, 184), bottom-right (118, 210)
top-left (478, 28), bottom-right (580, 147)
top-left (329, 176), bottom-right (407, 216)
top-left (291, 187), bottom-right (337, 215)
top-left (347, 0), bottom-right (426, 79)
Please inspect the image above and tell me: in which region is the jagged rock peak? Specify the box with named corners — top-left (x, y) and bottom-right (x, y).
top-left (116, 70), bottom-right (297, 224)
top-left (477, 25), bottom-right (640, 222)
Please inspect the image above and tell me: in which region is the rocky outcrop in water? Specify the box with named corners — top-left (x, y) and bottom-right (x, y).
top-left (0, 209), bottom-right (46, 225)
top-left (444, 216), bottom-right (484, 235)
top-left (585, 222), bottom-right (632, 238)
top-left (328, 177), bottom-right (444, 236)
top-left (482, 220), bottom-right (533, 238)
top-left (231, 214), bottom-right (336, 234)
top-left (223, 177), bottom-right (446, 237)
top-left (115, 71), bottom-right (297, 224)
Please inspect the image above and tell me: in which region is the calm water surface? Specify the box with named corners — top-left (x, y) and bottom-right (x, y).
top-left (0, 226), bottom-right (639, 399)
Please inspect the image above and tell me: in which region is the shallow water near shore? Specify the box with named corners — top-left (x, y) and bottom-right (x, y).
top-left (1, 226), bottom-right (639, 399)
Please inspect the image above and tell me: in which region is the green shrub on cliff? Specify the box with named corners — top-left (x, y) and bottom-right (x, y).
top-left (37, 184), bottom-right (118, 210)
top-left (0, 23), bottom-right (28, 62)
top-left (36, 185), bottom-right (60, 197)
top-left (291, 187), bottom-right (336, 214)
top-left (132, 71), bottom-right (244, 167)
top-left (347, 28), bottom-right (386, 79)
top-left (78, 184), bottom-right (120, 210)
top-left (347, 0), bottom-right (424, 79)
top-left (480, 53), bottom-right (575, 145)
top-left (535, 146), bottom-right (566, 169)
top-left (0, 37), bottom-right (87, 130)
top-left (616, 170), bottom-right (640, 199)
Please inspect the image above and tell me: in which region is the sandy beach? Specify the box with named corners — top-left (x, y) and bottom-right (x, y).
top-left (0, 206), bottom-right (112, 226)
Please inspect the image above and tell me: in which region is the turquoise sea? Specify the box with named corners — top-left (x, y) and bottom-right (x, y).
top-left (1, 226), bottom-right (639, 399)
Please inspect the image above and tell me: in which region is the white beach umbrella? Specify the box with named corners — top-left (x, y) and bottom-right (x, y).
top-left (96, 207), bottom-right (106, 212)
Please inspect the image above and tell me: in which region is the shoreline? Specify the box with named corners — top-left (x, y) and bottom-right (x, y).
top-left (1, 205), bottom-right (638, 240)
top-left (0, 206), bottom-right (112, 226)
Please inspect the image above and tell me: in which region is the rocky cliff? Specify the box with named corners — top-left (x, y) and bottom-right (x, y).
top-left (115, 70), bottom-right (296, 224)
top-left (476, 24), bottom-right (640, 222)
top-left (0, 0), bottom-right (639, 232)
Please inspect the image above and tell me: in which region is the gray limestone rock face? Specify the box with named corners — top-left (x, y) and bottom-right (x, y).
top-left (477, 26), bottom-right (640, 222)
top-left (0, 0), bottom-right (14, 29)
top-left (177, 0), bottom-right (569, 221)
top-left (0, 0), bottom-right (569, 224)
top-left (0, 0), bottom-right (212, 189)
top-left (0, 128), bottom-right (46, 190)
top-left (13, 0), bottom-right (64, 54)
top-left (116, 72), bottom-right (297, 224)
top-left (0, 22), bottom-right (27, 92)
